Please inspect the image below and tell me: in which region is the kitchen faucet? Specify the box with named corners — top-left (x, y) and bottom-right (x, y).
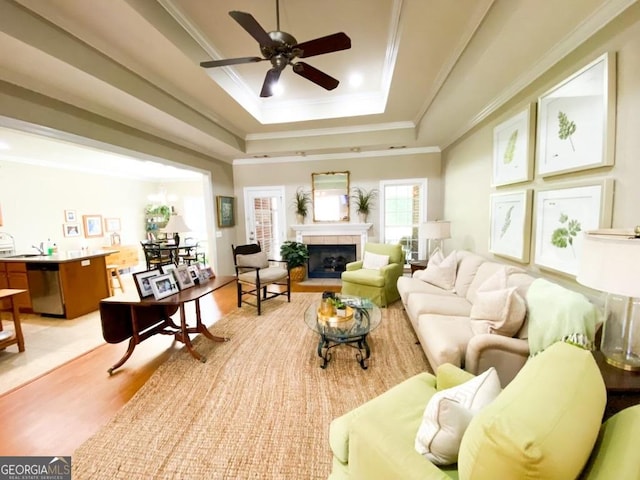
top-left (32, 242), bottom-right (45, 255)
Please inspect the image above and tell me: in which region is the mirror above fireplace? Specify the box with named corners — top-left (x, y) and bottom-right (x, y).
top-left (312, 171), bottom-right (350, 222)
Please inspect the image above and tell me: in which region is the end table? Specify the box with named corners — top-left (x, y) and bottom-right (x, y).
top-left (593, 350), bottom-right (640, 420)
top-left (410, 260), bottom-right (428, 274)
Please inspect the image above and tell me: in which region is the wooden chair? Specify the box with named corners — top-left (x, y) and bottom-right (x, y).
top-left (141, 241), bottom-right (174, 270)
top-left (232, 243), bottom-right (290, 315)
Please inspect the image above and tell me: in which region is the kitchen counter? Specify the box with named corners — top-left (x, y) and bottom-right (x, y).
top-left (0, 250), bottom-right (114, 319)
top-left (0, 249), bottom-right (116, 263)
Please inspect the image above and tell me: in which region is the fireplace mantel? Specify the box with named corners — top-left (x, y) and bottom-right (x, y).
top-left (291, 223), bottom-right (373, 256)
top-left (291, 223), bottom-right (372, 236)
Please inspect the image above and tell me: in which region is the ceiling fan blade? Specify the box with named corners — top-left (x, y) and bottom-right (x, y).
top-left (260, 68), bottom-right (283, 97)
top-left (229, 11), bottom-right (277, 47)
top-left (200, 57), bottom-right (264, 68)
top-left (295, 32), bottom-right (351, 58)
top-left (292, 62), bottom-right (339, 90)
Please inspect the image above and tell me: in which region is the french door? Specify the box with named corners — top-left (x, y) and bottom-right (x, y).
top-left (243, 186), bottom-right (286, 259)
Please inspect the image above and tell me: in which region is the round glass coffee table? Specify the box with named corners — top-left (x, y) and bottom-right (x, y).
top-left (304, 295), bottom-right (382, 369)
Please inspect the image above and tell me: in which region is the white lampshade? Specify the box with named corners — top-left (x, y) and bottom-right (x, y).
top-left (577, 228), bottom-right (640, 371)
top-left (163, 214), bottom-right (191, 233)
top-left (420, 221), bottom-right (451, 240)
top-left (577, 229), bottom-right (640, 298)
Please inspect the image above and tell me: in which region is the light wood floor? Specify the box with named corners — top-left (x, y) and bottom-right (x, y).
top-left (0, 280), bottom-right (339, 456)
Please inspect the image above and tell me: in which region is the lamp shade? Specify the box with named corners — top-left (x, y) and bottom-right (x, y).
top-left (420, 221), bottom-right (451, 240)
top-left (163, 214), bottom-right (191, 234)
top-left (577, 229), bottom-right (640, 298)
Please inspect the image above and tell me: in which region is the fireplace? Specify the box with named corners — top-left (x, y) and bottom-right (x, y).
top-left (307, 244), bottom-right (357, 279)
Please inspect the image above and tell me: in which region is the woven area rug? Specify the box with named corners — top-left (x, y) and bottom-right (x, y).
top-left (72, 293), bottom-right (430, 479)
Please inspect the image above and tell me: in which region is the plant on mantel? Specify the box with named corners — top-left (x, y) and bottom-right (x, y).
top-left (351, 186), bottom-right (378, 223)
top-left (292, 187), bottom-right (312, 223)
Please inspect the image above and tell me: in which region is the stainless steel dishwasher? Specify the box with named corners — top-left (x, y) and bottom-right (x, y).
top-left (26, 263), bottom-right (65, 316)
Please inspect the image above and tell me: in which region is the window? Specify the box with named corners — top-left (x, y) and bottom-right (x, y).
top-left (380, 179), bottom-right (427, 264)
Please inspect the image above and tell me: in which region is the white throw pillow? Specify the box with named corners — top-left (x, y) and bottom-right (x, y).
top-left (362, 251), bottom-right (389, 270)
top-left (415, 367), bottom-right (501, 465)
top-left (236, 251), bottom-right (269, 269)
top-left (470, 268), bottom-right (527, 337)
top-left (416, 250), bottom-right (457, 290)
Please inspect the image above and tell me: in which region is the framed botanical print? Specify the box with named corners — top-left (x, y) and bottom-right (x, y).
top-left (536, 52), bottom-right (616, 177)
top-left (492, 104), bottom-right (535, 186)
top-left (217, 196), bottom-right (235, 228)
top-left (533, 179), bottom-right (613, 276)
top-left (489, 190), bottom-right (532, 263)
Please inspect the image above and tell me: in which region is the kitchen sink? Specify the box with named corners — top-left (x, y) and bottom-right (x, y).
top-left (6, 253), bottom-right (47, 258)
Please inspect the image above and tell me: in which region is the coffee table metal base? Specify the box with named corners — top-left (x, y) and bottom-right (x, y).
top-left (317, 333), bottom-right (371, 369)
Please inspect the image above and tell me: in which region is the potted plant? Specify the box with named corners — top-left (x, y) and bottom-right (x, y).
top-left (351, 186), bottom-right (378, 223)
top-left (292, 187), bottom-right (312, 224)
top-left (280, 240), bottom-right (309, 282)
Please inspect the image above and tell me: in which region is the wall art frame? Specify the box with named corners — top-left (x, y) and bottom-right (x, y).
top-left (533, 179), bottom-right (614, 277)
top-left (149, 272), bottom-right (179, 300)
top-left (536, 51), bottom-right (616, 177)
top-left (83, 214), bottom-right (103, 237)
top-left (62, 223), bottom-right (81, 238)
top-left (64, 209), bottom-right (77, 223)
top-left (492, 104), bottom-right (536, 186)
top-left (104, 217), bottom-right (121, 232)
top-left (216, 195), bottom-right (235, 228)
top-left (489, 189), bottom-right (532, 263)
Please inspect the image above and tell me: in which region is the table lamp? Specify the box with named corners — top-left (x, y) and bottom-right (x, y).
top-left (163, 214), bottom-right (191, 246)
top-left (577, 228), bottom-right (640, 371)
top-left (420, 221), bottom-right (451, 258)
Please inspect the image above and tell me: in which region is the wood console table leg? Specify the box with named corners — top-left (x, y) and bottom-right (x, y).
top-left (179, 303), bottom-right (206, 363)
top-left (195, 297), bottom-right (229, 343)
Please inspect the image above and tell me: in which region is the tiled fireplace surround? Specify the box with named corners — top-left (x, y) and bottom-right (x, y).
top-left (291, 223), bottom-right (373, 277)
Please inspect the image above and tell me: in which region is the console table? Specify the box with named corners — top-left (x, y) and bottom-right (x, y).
top-left (99, 276), bottom-right (234, 374)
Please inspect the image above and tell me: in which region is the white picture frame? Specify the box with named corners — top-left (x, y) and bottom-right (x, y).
top-left (536, 52), bottom-right (616, 177)
top-left (533, 180), bottom-right (614, 276)
top-left (489, 190), bottom-right (532, 263)
top-left (492, 104), bottom-right (535, 186)
top-left (187, 265), bottom-right (201, 284)
top-left (161, 263), bottom-right (177, 280)
top-left (175, 265), bottom-right (195, 290)
top-left (134, 270), bottom-right (161, 298)
top-left (149, 273), bottom-right (179, 300)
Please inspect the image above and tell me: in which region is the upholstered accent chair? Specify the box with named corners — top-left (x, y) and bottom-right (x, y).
top-left (341, 242), bottom-right (404, 307)
top-left (232, 243), bottom-right (290, 315)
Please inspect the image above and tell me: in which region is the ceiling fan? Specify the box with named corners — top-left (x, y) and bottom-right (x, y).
top-left (199, 0), bottom-right (351, 97)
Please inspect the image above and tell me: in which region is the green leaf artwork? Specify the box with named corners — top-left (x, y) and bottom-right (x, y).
top-left (503, 129), bottom-right (518, 164)
top-left (551, 213), bottom-right (581, 256)
top-left (558, 111), bottom-right (576, 151)
top-left (500, 205), bottom-right (514, 238)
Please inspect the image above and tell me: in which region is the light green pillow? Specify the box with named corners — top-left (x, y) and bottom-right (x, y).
top-left (580, 404), bottom-right (640, 479)
top-left (458, 342), bottom-right (605, 480)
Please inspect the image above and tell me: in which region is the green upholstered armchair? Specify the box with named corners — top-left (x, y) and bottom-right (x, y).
top-left (341, 242), bottom-right (404, 307)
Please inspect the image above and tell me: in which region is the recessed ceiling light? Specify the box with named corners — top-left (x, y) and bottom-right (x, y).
top-left (348, 73), bottom-right (363, 88)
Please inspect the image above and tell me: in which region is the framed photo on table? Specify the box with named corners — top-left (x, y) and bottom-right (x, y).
top-left (134, 270), bottom-right (161, 298)
top-left (492, 104), bottom-right (535, 186)
top-left (216, 196), bottom-right (235, 228)
top-left (83, 214), bottom-right (103, 237)
top-left (149, 273), bottom-right (179, 300)
top-left (489, 190), bottom-right (532, 263)
top-left (536, 52), bottom-right (616, 177)
top-left (175, 265), bottom-right (195, 290)
top-left (533, 180), bottom-right (613, 277)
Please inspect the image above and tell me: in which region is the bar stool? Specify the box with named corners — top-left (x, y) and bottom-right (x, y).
top-left (106, 264), bottom-right (124, 296)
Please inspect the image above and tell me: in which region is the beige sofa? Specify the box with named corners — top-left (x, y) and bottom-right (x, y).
top-left (397, 250), bottom-right (536, 386)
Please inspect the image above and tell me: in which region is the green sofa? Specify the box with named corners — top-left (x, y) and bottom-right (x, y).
top-left (340, 242), bottom-right (404, 307)
top-left (328, 341), bottom-right (640, 479)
